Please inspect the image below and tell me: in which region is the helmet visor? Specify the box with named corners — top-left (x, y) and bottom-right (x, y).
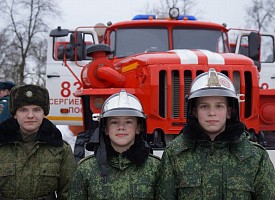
top-left (102, 108), bottom-right (146, 118)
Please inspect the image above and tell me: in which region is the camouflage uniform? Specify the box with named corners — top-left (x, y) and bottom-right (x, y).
top-left (156, 122), bottom-right (275, 200)
top-left (0, 118), bottom-right (76, 199)
top-left (69, 90), bottom-right (161, 199)
top-left (68, 137), bottom-right (161, 200)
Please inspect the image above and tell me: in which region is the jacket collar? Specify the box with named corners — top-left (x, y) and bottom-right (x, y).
top-left (0, 117), bottom-right (63, 147)
top-left (183, 119), bottom-right (245, 143)
top-left (178, 121), bottom-right (254, 161)
top-left (105, 134), bottom-right (150, 167)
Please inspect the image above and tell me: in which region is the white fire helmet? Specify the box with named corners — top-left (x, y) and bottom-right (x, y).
top-left (101, 90), bottom-right (146, 119)
top-left (187, 68), bottom-right (240, 123)
top-left (99, 90), bottom-right (147, 135)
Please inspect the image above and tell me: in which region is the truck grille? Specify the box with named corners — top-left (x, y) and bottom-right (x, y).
top-left (158, 68), bottom-right (253, 120)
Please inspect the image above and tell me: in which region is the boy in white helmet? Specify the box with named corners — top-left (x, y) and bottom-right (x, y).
top-left (157, 68), bottom-right (275, 199)
top-left (69, 90), bottom-right (160, 199)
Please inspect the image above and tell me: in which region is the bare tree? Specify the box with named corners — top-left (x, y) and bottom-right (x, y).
top-left (0, 28), bottom-right (20, 81)
top-left (144, 0), bottom-right (198, 17)
top-left (0, 30), bottom-right (10, 80)
top-left (25, 38), bottom-right (47, 85)
top-left (245, 0), bottom-right (275, 32)
top-left (0, 0), bottom-right (60, 85)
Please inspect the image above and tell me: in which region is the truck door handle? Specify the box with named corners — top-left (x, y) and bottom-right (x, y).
top-left (47, 75), bottom-right (60, 78)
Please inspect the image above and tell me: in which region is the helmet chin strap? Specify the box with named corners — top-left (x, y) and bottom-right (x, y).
top-left (85, 127), bottom-right (100, 151)
top-left (85, 127), bottom-right (108, 184)
top-left (96, 131), bottom-right (108, 197)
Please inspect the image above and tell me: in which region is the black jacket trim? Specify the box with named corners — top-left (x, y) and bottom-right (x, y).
top-left (183, 118), bottom-right (245, 142)
top-left (0, 117), bottom-right (63, 147)
top-left (104, 134), bottom-right (150, 166)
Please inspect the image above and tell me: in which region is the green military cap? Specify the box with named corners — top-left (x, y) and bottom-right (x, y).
top-left (9, 84), bottom-right (50, 116)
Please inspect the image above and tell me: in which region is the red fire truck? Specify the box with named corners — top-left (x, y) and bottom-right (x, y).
top-left (46, 8), bottom-right (275, 161)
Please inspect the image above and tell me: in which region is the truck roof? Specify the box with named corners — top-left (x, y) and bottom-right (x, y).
top-left (108, 19), bottom-right (228, 32)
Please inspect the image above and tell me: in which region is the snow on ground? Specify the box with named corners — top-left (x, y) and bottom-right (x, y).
top-left (57, 125), bottom-right (93, 157)
top-left (57, 125), bottom-right (76, 152)
top-left (267, 150), bottom-right (275, 167)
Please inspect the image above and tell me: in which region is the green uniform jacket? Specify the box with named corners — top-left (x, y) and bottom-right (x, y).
top-left (69, 153), bottom-right (160, 199)
top-left (157, 122), bottom-right (275, 200)
top-left (0, 118), bottom-right (76, 199)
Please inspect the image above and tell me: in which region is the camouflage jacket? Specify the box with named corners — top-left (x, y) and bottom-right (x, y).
top-left (68, 152), bottom-right (160, 199)
top-left (156, 122), bottom-right (275, 200)
top-left (0, 118), bottom-right (76, 199)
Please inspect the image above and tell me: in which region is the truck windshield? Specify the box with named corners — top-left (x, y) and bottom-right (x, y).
top-left (113, 27), bottom-right (227, 58)
top-left (173, 28), bottom-right (227, 53)
top-left (114, 28), bottom-right (169, 58)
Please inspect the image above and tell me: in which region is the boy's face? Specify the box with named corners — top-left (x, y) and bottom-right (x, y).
top-left (193, 96), bottom-right (231, 141)
top-left (106, 116), bottom-right (140, 153)
top-left (14, 105), bottom-right (44, 134)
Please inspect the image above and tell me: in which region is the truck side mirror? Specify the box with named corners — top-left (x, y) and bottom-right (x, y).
top-left (70, 32), bottom-right (84, 61)
top-left (57, 43), bottom-right (73, 60)
top-left (50, 26), bottom-right (69, 37)
top-left (248, 32), bottom-right (261, 71)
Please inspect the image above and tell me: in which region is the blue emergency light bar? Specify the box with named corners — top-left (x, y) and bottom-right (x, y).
top-left (132, 14), bottom-right (196, 21)
top-left (177, 15), bottom-right (196, 20)
top-left (132, 15), bottom-right (156, 20)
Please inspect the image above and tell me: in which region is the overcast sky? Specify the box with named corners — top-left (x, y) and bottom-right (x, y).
top-left (51, 0), bottom-right (250, 30)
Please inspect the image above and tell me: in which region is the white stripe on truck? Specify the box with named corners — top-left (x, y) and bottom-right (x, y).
top-left (200, 49), bottom-right (225, 64)
top-left (171, 49), bottom-right (198, 64)
top-left (172, 49), bottom-right (225, 65)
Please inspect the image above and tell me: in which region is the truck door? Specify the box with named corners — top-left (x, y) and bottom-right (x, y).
top-left (258, 34), bottom-right (275, 89)
top-left (46, 28), bottom-right (98, 126)
top-left (231, 31), bottom-right (275, 89)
